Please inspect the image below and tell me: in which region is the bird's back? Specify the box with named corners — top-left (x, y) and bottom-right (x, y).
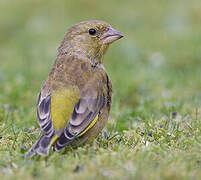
top-left (40, 54), bottom-right (112, 134)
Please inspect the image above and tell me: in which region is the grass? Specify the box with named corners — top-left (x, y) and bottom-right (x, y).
top-left (0, 0), bottom-right (201, 179)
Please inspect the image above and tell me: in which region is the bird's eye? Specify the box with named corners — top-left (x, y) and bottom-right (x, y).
top-left (88, 28), bottom-right (96, 35)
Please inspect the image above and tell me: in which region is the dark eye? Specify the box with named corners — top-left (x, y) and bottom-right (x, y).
top-left (88, 28), bottom-right (96, 35)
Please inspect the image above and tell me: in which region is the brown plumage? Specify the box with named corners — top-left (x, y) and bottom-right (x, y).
top-left (25, 20), bottom-right (123, 157)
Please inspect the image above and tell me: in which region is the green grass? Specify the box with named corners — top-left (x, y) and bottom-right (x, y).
top-left (0, 0), bottom-right (201, 179)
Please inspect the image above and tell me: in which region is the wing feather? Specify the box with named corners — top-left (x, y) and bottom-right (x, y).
top-left (37, 92), bottom-right (54, 137)
top-left (54, 93), bottom-right (105, 151)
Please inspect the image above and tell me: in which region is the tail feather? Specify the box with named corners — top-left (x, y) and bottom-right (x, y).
top-left (25, 134), bottom-right (54, 158)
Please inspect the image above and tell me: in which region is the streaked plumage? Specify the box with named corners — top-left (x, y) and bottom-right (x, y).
top-left (25, 20), bottom-right (123, 157)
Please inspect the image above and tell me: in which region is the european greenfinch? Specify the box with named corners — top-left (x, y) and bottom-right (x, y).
top-left (25, 20), bottom-right (123, 157)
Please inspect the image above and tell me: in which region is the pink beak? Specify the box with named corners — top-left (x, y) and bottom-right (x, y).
top-left (102, 27), bottom-right (124, 44)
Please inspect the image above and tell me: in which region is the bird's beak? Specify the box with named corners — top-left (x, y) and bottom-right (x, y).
top-left (102, 27), bottom-right (124, 45)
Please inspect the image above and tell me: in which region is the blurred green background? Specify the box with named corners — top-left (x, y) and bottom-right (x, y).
top-left (1, 0), bottom-right (201, 113)
top-left (0, 0), bottom-right (201, 179)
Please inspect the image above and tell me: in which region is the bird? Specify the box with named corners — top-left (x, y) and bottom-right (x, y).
top-left (25, 20), bottom-right (123, 157)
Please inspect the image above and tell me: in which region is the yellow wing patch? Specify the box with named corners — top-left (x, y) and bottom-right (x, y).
top-left (50, 134), bottom-right (59, 145)
top-left (51, 86), bottom-right (80, 131)
top-left (79, 114), bottom-right (99, 136)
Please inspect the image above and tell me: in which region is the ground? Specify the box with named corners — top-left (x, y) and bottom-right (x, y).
top-left (0, 0), bottom-right (201, 179)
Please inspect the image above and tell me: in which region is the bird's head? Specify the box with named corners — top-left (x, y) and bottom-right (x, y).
top-left (58, 20), bottom-right (123, 63)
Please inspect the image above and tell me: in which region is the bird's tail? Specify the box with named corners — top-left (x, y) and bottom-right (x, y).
top-left (25, 133), bottom-right (55, 158)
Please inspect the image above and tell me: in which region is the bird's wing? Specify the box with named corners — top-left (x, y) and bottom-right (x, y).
top-left (37, 92), bottom-right (54, 138)
top-left (54, 87), bottom-right (106, 151)
top-left (25, 91), bottom-right (55, 157)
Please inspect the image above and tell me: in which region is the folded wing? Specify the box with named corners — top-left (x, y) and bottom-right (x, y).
top-left (54, 92), bottom-right (105, 151)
